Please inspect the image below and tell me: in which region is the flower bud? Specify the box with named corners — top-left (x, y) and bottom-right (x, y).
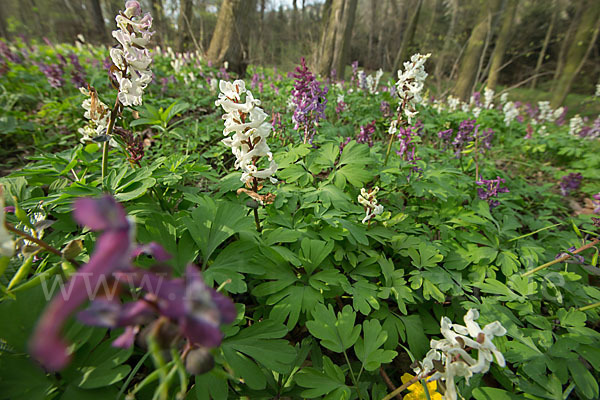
top-left (185, 347), bottom-right (214, 375)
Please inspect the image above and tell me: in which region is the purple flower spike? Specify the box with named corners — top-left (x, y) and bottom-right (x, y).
top-left (559, 173), bottom-right (583, 196)
top-left (291, 57), bottom-right (328, 143)
top-left (476, 176), bottom-right (509, 209)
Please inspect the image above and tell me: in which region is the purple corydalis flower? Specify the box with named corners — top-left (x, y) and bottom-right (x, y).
top-left (396, 124), bottom-right (419, 163)
top-left (38, 62), bottom-right (65, 88)
top-left (476, 177), bottom-right (509, 209)
top-left (336, 100), bottom-right (347, 115)
top-left (357, 120), bottom-right (376, 147)
top-left (68, 53), bottom-right (86, 88)
top-left (30, 196), bottom-right (132, 370)
top-left (0, 41), bottom-right (22, 63)
top-left (291, 57), bottom-right (328, 143)
top-left (380, 101), bottom-right (392, 118)
top-left (339, 136), bottom-right (352, 154)
top-left (559, 173), bottom-right (583, 196)
top-left (592, 193), bottom-right (600, 213)
top-left (555, 246), bottom-right (584, 263)
top-left (452, 119), bottom-right (477, 156)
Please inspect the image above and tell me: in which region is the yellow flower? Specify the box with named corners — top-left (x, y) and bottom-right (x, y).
top-left (401, 373), bottom-right (443, 400)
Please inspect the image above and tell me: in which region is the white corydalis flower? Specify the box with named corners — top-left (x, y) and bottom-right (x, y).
top-left (357, 187), bottom-right (383, 224)
top-left (215, 80), bottom-right (278, 185)
top-left (394, 53), bottom-right (431, 124)
top-left (78, 86), bottom-right (116, 146)
top-left (502, 101), bottom-right (519, 127)
top-left (414, 309), bottom-right (507, 400)
top-left (483, 87), bottom-right (494, 109)
top-left (569, 114), bottom-right (584, 136)
top-left (0, 186), bottom-right (14, 257)
top-left (110, 0), bottom-right (153, 107)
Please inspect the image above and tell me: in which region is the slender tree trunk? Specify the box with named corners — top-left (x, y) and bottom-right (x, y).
top-left (207, 0), bottom-right (256, 76)
top-left (150, 0), bottom-right (166, 46)
top-left (434, 0), bottom-right (458, 87)
top-left (452, 0), bottom-right (501, 101)
top-left (554, 3), bottom-right (583, 82)
top-left (0, 2), bottom-right (8, 39)
top-left (367, 0), bottom-right (377, 68)
top-left (177, 0), bottom-right (193, 52)
top-left (392, 0), bottom-right (423, 72)
top-left (487, 0), bottom-right (517, 90)
top-left (530, 0), bottom-right (557, 89)
top-left (89, 0), bottom-right (107, 42)
top-left (551, 0), bottom-right (600, 107)
top-left (314, 0), bottom-right (358, 80)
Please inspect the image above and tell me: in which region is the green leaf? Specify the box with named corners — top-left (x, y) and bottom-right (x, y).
top-left (194, 370), bottom-right (229, 400)
top-left (557, 308), bottom-right (587, 327)
top-left (300, 238), bottom-right (334, 275)
top-left (183, 196), bottom-right (254, 266)
top-left (406, 242), bottom-right (443, 269)
top-left (472, 387), bottom-right (524, 400)
top-left (569, 361), bottom-right (599, 399)
top-left (342, 278), bottom-right (380, 315)
top-left (354, 319), bottom-right (397, 371)
top-left (72, 340), bottom-right (133, 389)
top-left (0, 354), bottom-right (53, 400)
top-left (296, 356), bottom-right (351, 399)
top-left (222, 320), bottom-right (296, 374)
top-left (306, 304), bottom-right (361, 353)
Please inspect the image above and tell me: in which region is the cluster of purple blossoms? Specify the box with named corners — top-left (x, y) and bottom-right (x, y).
top-left (38, 62), bottom-right (65, 88)
top-left (251, 72), bottom-right (265, 93)
top-left (350, 61), bottom-right (359, 87)
top-left (437, 128), bottom-right (453, 143)
top-left (396, 124), bottom-right (420, 163)
top-left (559, 173), bottom-right (583, 196)
top-left (450, 119), bottom-right (477, 156)
top-left (555, 246), bottom-right (584, 264)
top-left (478, 127), bottom-right (494, 150)
top-left (339, 136), bottom-right (352, 153)
top-left (592, 193), bottom-right (600, 214)
top-left (476, 177), bottom-right (509, 209)
top-left (357, 120), bottom-right (376, 147)
top-left (0, 41), bottom-right (22, 64)
top-left (579, 117), bottom-right (600, 139)
top-left (380, 101), bottom-right (392, 118)
top-left (291, 57), bottom-right (328, 143)
top-left (68, 53), bottom-right (86, 88)
top-left (335, 100), bottom-right (347, 115)
top-left (270, 82), bottom-right (279, 95)
top-left (30, 196), bottom-right (235, 372)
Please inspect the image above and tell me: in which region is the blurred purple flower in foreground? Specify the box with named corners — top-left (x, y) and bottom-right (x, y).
top-left (559, 172), bottom-right (582, 196)
top-left (30, 196), bottom-right (235, 371)
top-left (476, 176), bottom-right (509, 209)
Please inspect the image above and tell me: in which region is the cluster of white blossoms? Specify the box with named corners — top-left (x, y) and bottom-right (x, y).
top-left (499, 92), bottom-right (509, 105)
top-left (215, 80), bottom-right (278, 185)
top-left (447, 95), bottom-right (460, 112)
top-left (357, 187), bottom-right (384, 224)
top-left (413, 309), bottom-right (507, 400)
top-left (0, 187), bottom-right (14, 257)
top-left (358, 68), bottom-right (384, 94)
top-left (568, 114), bottom-right (584, 136)
top-left (78, 86), bottom-right (115, 145)
top-left (483, 87), bottom-right (494, 109)
top-left (110, 1), bottom-right (153, 107)
top-left (393, 53), bottom-right (431, 126)
top-left (595, 83), bottom-right (600, 98)
top-left (502, 101), bottom-right (519, 127)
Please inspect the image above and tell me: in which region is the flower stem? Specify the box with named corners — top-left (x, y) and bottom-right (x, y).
top-left (381, 375), bottom-right (421, 400)
top-left (579, 301), bottom-right (600, 312)
top-left (383, 133), bottom-right (395, 166)
top-left (521, 238), bottom-right (599, 277)
top-left (342, 349), bottom-right (363, 400)
top-left (101, 98), bottom-right (121, 187)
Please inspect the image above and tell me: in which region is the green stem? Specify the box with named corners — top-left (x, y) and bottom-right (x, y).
top-left (381, 374), bottom-right (421, 400)
top-left (508, 223), bottom-right (562, 242)
top-left (579, 301), bottom-right (600, 312)
top-left (101, 99), bottom-right (121, 187)
top-left (342, 349), bottom-right (363, 400)
top-left (383, 133), bottom-right (395, 166)
top-left (521, 238), bottom-right (599, 277)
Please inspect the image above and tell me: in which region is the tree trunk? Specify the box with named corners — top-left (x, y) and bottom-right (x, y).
top-left (88, 0), bottom-right (107, 42)
top-left (150, 0), bottom-right (166, 46)
top-left (530, 0), bottom-right (557, 89)
top-left (177, 0), bottom-right (193, 52)
top-left (392, 0), bottom-right (423, 72)
top-left (551, 0), bottom-right (600, 107)
top-left (554, 2), bottom-right (583, 82)
top-left (207, 0), bottom-right (256, 76)
top-left (486, 0), bottom-right (517, 90)
top-left (433, 0), bottom-right (458, 87)
top-left (367, 0), bottom-right (377, 67)
top-left (314, 0), bottom-right (358, 80)
top-left (0, 1), bottom-right (8, 39)
top-left (452, 0), bottom-right (501, 101)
